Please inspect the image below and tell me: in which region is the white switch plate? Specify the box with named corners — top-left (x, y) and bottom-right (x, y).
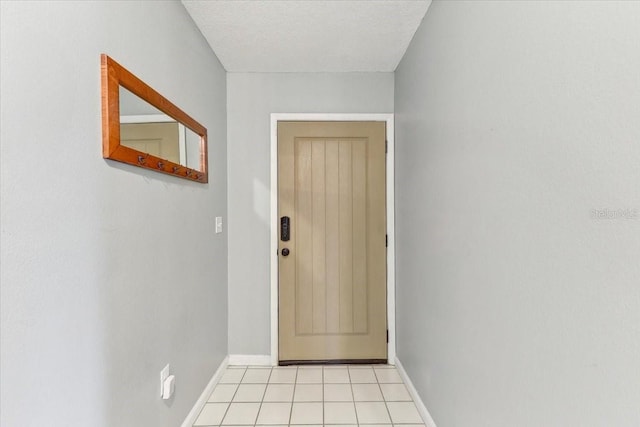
top-left (160, 364), bottom-right (170, 397)
top-left (215, 217), bottom-right (223, 234)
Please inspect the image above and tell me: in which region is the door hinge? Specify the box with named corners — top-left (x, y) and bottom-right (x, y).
top-left (386, 329), bottom-right (389, 343)
top-left (385, 140), bottom-right (388, 153)
top-left (385, 234), bottom-right (388, 247)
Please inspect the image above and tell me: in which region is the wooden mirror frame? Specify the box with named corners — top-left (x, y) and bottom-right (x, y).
top-left (101, 54), bottom-right (208, 183)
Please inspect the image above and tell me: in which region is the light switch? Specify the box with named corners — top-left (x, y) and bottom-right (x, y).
top-left (215, 217), bottom-right (223, 234)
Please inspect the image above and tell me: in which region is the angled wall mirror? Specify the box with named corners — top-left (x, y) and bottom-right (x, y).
top-left (101, 54), bottom-right (208, 183)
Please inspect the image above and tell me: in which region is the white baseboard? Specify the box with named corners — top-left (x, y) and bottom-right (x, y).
top-left (180, 356), bottom-right (229, 427)
top-left (228, 354), bottom-right (273, 366)
top-left (395, 357), bottom-right (438, 427)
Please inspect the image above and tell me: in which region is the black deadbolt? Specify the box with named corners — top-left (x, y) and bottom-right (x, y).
top-left (280, 216), bottom-right (290, 241)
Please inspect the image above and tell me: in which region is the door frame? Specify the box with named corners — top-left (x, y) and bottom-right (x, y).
top-left (270, 113), bottom-right (396, 366)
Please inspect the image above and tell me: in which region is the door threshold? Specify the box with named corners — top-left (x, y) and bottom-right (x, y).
top-left (279, 359), bottom-right (387, 366)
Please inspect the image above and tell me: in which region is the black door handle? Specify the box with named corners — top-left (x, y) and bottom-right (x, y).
top-left (281, 248), bottom-right (290, 257)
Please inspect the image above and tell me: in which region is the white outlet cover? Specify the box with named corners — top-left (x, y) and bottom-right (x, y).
top-left (162, 375), bottom-right (176, 400)
top-left (215, 217), bottom-right (223, 234)
top-left (160, 364), bottom-right (170, 396)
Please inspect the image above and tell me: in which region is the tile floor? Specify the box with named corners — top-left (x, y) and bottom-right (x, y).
top-left (193, 365), bottom-right (425, 426)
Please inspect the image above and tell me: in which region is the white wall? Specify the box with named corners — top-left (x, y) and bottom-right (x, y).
top-left (0, 2), bottom-right (227, 426)
top-left (227, 73), bottom-right (394, 354)
top-left (395, 1), bottom-right (640, 426)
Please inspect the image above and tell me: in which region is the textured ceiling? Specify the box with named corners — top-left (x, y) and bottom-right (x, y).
top-left (182, 0), bottom-right (431, 72)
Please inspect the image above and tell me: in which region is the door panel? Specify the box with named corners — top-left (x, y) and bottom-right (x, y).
top-left (278, 121), bottom-right (387, 362)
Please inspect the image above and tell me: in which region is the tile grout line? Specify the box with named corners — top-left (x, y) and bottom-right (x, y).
top-left (347, 366), bottom-right (360, 426)
top-left (288, 367), bottom-right (298, 424)
top-left (253, 367), bottom-right (272, 425)
top-left (220, 367), bottom-right (246, 427)
top-left (322, 366), bottom-right (325, 425)
top-left (375, 367), bottom-right (395, 426)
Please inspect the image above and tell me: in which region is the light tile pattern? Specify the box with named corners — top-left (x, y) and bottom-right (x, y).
top-left (194, 365), bottom-right (425, 426)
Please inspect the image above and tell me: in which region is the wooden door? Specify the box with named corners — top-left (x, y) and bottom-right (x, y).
top-left (278, 121), bottom-right (387, 362)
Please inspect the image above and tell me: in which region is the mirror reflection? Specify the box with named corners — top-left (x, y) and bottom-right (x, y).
top-left (119, 87), bottom-right (201, 169)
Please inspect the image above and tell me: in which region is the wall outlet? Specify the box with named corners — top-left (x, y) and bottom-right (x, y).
top-left (162, 375), bottom-right (175, 400)
top-left (215, 216), bottom-right (223, 234)
top-left (160, 364), bottom-right (170, 397)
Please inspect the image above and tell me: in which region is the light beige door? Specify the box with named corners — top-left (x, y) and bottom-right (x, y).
top-left (278, 121), bottom-right (387, 362)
